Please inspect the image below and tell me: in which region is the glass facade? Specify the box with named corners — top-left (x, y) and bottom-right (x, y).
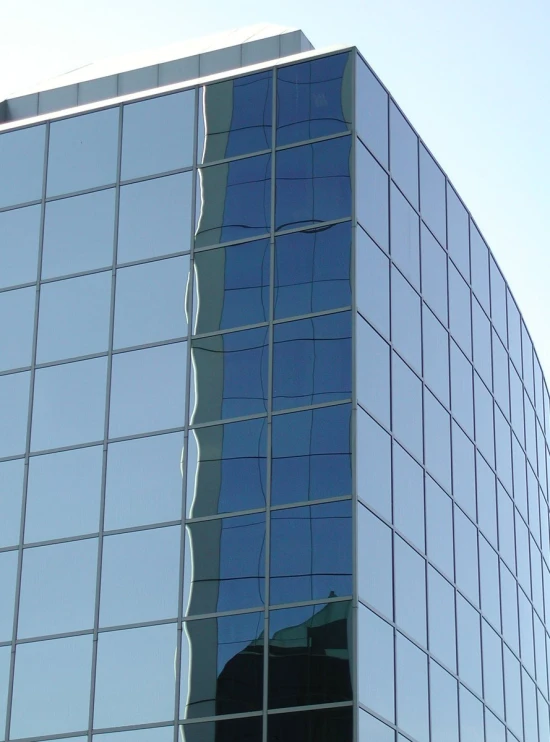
top-left (0, 32), bottom-right (548, 742)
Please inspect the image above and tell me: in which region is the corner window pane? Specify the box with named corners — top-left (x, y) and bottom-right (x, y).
top-left (390, 102), bottom-right (418, 208)
top-left (356, 57), bottom-right (388, 167)
top-left (390, 183), bottom-right (420, 288)
top-left (419, 145), bottom-right (446, 246)
top-left (0, 204), bottom-right (41, 289)
top-left (396, 633), bottom-right (429, 742)
top-left (357, 227), bottom-right (390, 337)
top-left (357, 317), bottom-right (390, 427)
top-left (0, 125), bottom-right (45, 208)
top-left (357, 408), bottom-right (391, 521)
top-left (358, 604), bottom-right (394, 722)
top-left (358, 505), bottom-right (393, 618)
top-left (357, 141), bottom-right (389, 251)
top-left (0, 286), bottom-right (35, 372)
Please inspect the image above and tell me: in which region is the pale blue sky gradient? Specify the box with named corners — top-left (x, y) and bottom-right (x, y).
top-left (2, 0), bottom-right (549, 375)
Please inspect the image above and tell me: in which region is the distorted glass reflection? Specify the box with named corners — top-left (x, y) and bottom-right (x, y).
top-left (191, 327), bottom-right (268, 424)
top-left (277, 53), bottom-right (352, 145)
top-left (269, 707), bottom-right (352, 741)
top-left (187, 417), bottom-right (267, 517)
top-left (201, 71), bottom-right (272, 162)
top-left (195, 154), bottom-right (271, 248)
top-left (270, 500), bottom-right (352, 605)
top-left (181, 716), bottom-right (262, 742)
top-left (183, 611), bottom-right (264, 719)
top-left (275, 137), bottom-right (351, 231)
top-left (268, 601), bottom-right (352, 708)
top-left (271, 404), bottom-right (351, 506)
top-left (194, 239), bottom-right (269, 334)
top-left (274, 222), bottom-right (351, 319)
top-left (272, 312), bottom-right (351, 411)
top-left (185, 513), bottom-right (265, 615)
top-left (0, 204), bottom-right (41, 289)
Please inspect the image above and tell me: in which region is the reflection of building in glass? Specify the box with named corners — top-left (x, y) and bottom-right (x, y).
top-left (1, 22), bottom-right (549, 742)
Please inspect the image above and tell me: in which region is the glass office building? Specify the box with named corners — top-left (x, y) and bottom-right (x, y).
top-left (0, 22), bottom-right (549, 742)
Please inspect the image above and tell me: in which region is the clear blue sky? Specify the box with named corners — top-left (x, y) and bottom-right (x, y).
top-left (2, 0), bottom-right (549, 377)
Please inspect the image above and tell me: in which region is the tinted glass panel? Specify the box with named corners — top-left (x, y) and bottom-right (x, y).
top-left (390, 182), bottom-right (420, 287)
top-left (0, 371), bottom-right (30, 457)
top-left (449, 262), bottom-right (472, 358)
top-left (181, 717), bottom-right (262, 742)
top-left (0, 459), bottom-right (24, 548)
top-left (456, 594), bottom-right (482, 695)
top-left (452, 422), bottom-right (476, 516)
top-left (42, 189), bottom-right (116, 278)
top-left (454, 507), bottom-right (479, 606)
top-left (357, 408), bottom-right (392, 521)
top-left (277, 53), bottom-right (351, 145)
top-left (270, 500), bottom-right (352, 604)
top-left (191, 327), bottom-right (268, 423)
top-left (356, 227), bottom-right (390, 337)
top-left (474, 373), bottom-right (495, 467)
top-left (424, 389), bottom-right (451, 492)
top-left (482, 619), bottom-right (504, 715)
top-left (422, 305), bottom-right (449, 407)
top-left (490, 256), bottom-right (507, 343)
top-left (0, 204), bottom-right (41, 289)
top-left (272, 404), bottom-right (351, 506)
top-left (392, 352), bottom-right (423, 461)
top-left (390, 102), bottom-right (418, 208)
top-left (0, 286), bottom-right (35, 371)
top-left (396, 633), bottom-right (429, 742)
top-left (450, 341), bottom-right (474, 437)
top-left (459, 685), bottom-right (484, 742)
top-left (393, 441), bottom-right (425, 550)
top-left (272, 312), bottom-right (351, 411)
top-left (426, 476), bottom-right (454, 578)
top-left (419, 145), bottom-right (446, 246)
top-left (470, 222), bottom-right (490, 312)
top-left (356, 57), bottom-right (388, 166)
top-left (358, 605), bottom-right (395, 722)
top-left (0, 125), bottom-right (45, 208)
top-left (446, 184), bottom-right (470, 280)
top-left (118, 172), bottom-right (193, 262)
top-left (0, 646), bottom-right (9, 738)
top-left (274, 221), bottom-right (351, 319)
top-left (357, 141), bottom-right (389, 251)
top-left (203, 71), bottom-right (272, 161)
top-left (391, 267), bottom-right (421, 372)
top-left (0, 550), bottom-right (17, 643)
top-left (430, 661), bottom-right (459, 742)
top-left (421, 223), bottom-right (448, 324)
top-left (268, 601), bottom-right (352, 708)
top-left (503, 645), bottom-right (523, 738)
top-left (428, 567), bottom-right (456, 671)
top-left (195, 238), bottom-right (269, 334)
top-left (358, 505), bottom-right (393, 618)
top-left (275, 137), bottom-right (351, 231)
top-left (479, 535), bottom-right (501, 630)
top-left (122, 90), bottom-right (194, 178)
top-left (267, 706), bottom-right (352, 742)
top-left (357, 317), bottom-right (390, 427)
top-left (47, 108), bottom-right (119, 196)
top-left (188, 418), bottom-right (267, 517)
top-left (395, 536), bottom-right (427, 645)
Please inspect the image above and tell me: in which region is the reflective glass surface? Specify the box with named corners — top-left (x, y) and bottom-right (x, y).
top-left (358, 604), bottom-right (394, 722)
top-left (277, 53), bottom-right (351, 145)
top-left (357, 140), bottom-right (389, 251)
top-left (419, 144), bottom-right (446, 246)
top-left (181, 717), bottom-right (262, 742)
top-left (357, 407), bottom-right (392, 520)
top-left (356, 57), bottom-right (388, 167)
top-left (391, 266), bottom-right (421, 372)
top-left (447, 183), bottom-right (470, 280)
top-left (430, 661), bottom-right (459, 742)
top-left (268, 706), bottom-right (352, 741)
top-left (357, 316), bottom-right (390, 427)
top-left (396, 633), bottom-right (429, 742)
top-left (421, 222), bottom-right (448, 324)
top-left (0, 204), bottom-right (41, 288)
top-left (392, 352), bottom-right (423, 461)
top-left (356, 227), bottom-right (390, 337)
top-left (0, 286), bottom-right (35, 371)
top-left (358, 504), bottom-right (393, 618)
top-left (393, 441), bottom-right (425, 549)
top-left (390, 102), bottom-right (418, 208)
top-left (0, 458), bottom-right (24, 548)
top-left (0, 550), bottom-right (17, 643)
top-left (0, 125), bottom-right (45, 208)
top-left (391, 182), bottom-right (419, 287)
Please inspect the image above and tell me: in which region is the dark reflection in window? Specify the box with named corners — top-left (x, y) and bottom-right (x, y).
top-left (270, 500), bottom-right (352, 605)
top-left (187, 417), bottom-right (267, 518)
top-left (272, 312), bottom-right (351, 411)
top-left (268, 601), bottom-right (352, 708)
top-left (277, 53), bottom-right (352, 146)
top-left (269, 708), bottom-right (352, 742)
top-left (271, 404), bottom-right (351, 506)
top-left (274, 222), bottom-right (351, 319)
top-left (181, 716), bottom-right (262, 742)
top-left (191, 327), bottom-right (268, 424)
top-left (185, 513), bottom-right (265, 615)
top-left (0, 204), bottom-right (41, 289)
top-left (183, 611), bottom-right (264, 719)
top-left (195, 154), bottom-right (271, 248)
top-left (202, 71), bottom-right (272, 163)
top-left (275, 137), bottom-right (351, 231)
top-left (194, 239), bottom-right (270, 335)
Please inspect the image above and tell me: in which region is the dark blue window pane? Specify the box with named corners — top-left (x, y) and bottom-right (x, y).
top-left (271, 404), bottom-right (351, 506)
top-left (357, 141), bottom-right (389, 251)
top-left (183, 611), bottom-right (264, 719)
top-left (272, 312), bottom-right (351, 411)
top-left (274, 222), bottom-right (351, 319)
top-left (390, 103), bottom-right (418, 208)
top-left (268, 602), bottom-right (352, 710)
top-left (0, 125), bottom-right (45, 208)
top-left (276, 137), bottom-right (351, 231)
top-left (185, 513), bottom-right (265, 615)
top-left (268, 704), bottom-right (352, 740)
top-left (196, 154), bottom-right (271, 247)
top-left (191, 327), bottom-right (268, 423)
top-left (391, 183), bottom-right (420, 288)
top-left (419, 145), bottom-right (446, 246)
top-left (270, 500), bottom-right (352, 605)
top-left (0, 205), bottom-right (41, 289)
top-left (356, 57), bottom-right (388, 167)
top-left (277, 53), bottom-right (352, 145)
top-left (187, 417), bottom-right (267, 517)
top-left (194, 239), bottom-right (269, 334)
top-left (203, 72), bottom-right (272, 161)
top-left (182, 717), bottom-right (262, 742)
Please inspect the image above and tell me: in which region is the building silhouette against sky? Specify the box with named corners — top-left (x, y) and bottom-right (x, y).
top-left (0, 22), bottom-right (549, 742)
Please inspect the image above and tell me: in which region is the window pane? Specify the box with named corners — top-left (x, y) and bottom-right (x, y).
top-left (503, 645), bottom-right (523, 739)
top-left (356, 57), bottom-right (388, 167)
top-left (42, 189), bottom-right (116, 279)
top-left (94, 624), bottom-right (176, 728)
top-left (95, 730), bottom-right (173, 742)
top-left (390, 102), bottom-right (418, 208)
top-left (449, 262), bottom-right (472, 358)
top-left (31, 358), bottom-right (107, 451)
top-left (422, 305), bottom-right (449, 407)
top-left (185, 513), bottom-right (265, 615)
top-left (482, 619), bottom-right (504, 716)
top-left (100, 526), bottom-right (180, 626)
top-left (191, 327), bottom-right (267, 424)
top-left (393, 441), bottom-right (425, 550)
top-left (47, 108), bottom-right (119, 196)
top-left (357, 317), bottom-right (390, 427)
top-left (474, 374), bottom-right (495, 467)
top-left (358, 604), bottom-right (394, 722)
top-left (18, 538), bottom-right (97, 638)
top-left (430, 661), bottom-right (459, 742)
top-left (0, 125), bottom-right (45, 208)
top-left (421, 223), bottom-right (448, 323)
top-left (426, 476), bottom-right (454, 578)
top-left (472, 298), bottom-right (492, 387)
top-left (118, 172), bottom-right (193, 262)
top-left (428, 567), bottom-right (456, 671)
top-left (0, 459), bottom-right (24, 548)
top-left (478, 453), bottom-right (499, 554)
top-left (268, 601), bottom-right (352, 708)
top-left (122, 90), bottom-right (194, 179)
top-left (114, 256), bottom-right (189, 348)
top-left (479, 536), bottom-right (501, 630)
top-left (267, 707), bottom-right (352, 742)
top-left (0, 204), bottom-right (41, 289)
top-left (357, 227), bottom-right (390, 337)
top-left (357, 407), bottom-right (391, 520)
top-left (274, 222), bottom-right (351, 319)
top-left (419, 145), bottom-right (446, 246)
top-left (390, 182), bottom-right (420, 288)
top-left (490, 256), bottom-right (507, 343)
top-left (0, 646), bottom-right (9, 738)
top-left (456, 594), bottom-right (482, 695)
top-left (392, 352), bottom-right (423, 462)
top-left (26, 446), bottom-right (102, 542)
top-left (10, 635), bottom-right (92, 739)
top-left (3, 371), bottom-right (30, 460)
top-left (455, 507), bottom-right (479, 606)
top-left (271, 404), bottom-right (351, 507)
top-left (182, 717), bottom-right (262, 742)
top-left (196, 154), bottom-right (271, 247)
top-left (37, 272), bottom-right (112, 363)
top-left (0, 550), bottom-right (17, 643)
top-left (446, 184), bottom-right (470, 281)
top-left (183, 611), bottom-right (263, 719)
top-left (395, 536), bottom-right (427, 646)
top-left (270, 500), bottom-right (352, 605)
top-left (203, 71), bottom-right (272, 161)
top-left (109, 342), bottom-right (186, 437)
top-left (272, 312), bottom-right (351, 411)
top-left (275, 137), bottom-right (351, 231)
top-left (424, 389), bottom-right (451, 492)
top-left (277, 53), bottom-right (351, 145)
top-left (391, 267), bottom-right (421, 372)
top-left (450, 341), bottom-right (474, 438)
top-left (0, 286), bottom-right (35, 371)
top-left (507, 291), bottom-right (522, 373)
top-left (459, 685), bottom-right (484, 742)
top-left (396, 633), bottom-right (429, 742)
top-left (188, 418), bottom-right (267, 517)
top-left (358, 504), bottom-right (393, 618)
top-left (470, 222), bottom-right (490, 313)
top-left (493, 331), bottom-right (510, 419)
top-left (195, 238), bottom-right (269, 334)
top-left (359, 709), bottom-right (394, 741)
top-left (357, 141), bottom-right (389, 251)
